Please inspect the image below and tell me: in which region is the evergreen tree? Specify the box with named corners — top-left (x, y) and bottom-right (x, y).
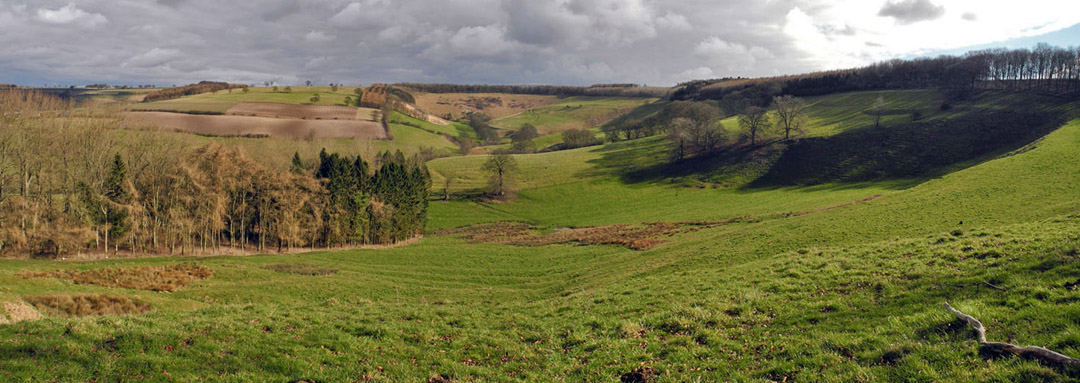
top-left (291, 152), bottom-right (306, 174)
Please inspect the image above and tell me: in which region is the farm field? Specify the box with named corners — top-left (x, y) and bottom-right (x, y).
top-left (493, 97), bottom-right (660, 135)
top-left (225, 102), bottom-right (377, 121)
top-left (413, 92), bottom-right (560, 120)
top-left (123, 111), bottom-right (387, 139)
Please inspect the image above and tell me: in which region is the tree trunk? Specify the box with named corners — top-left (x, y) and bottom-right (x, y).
top-left (944, 302), bottom-right (1080, 372)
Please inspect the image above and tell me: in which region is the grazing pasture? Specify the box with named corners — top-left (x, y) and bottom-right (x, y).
top-left (493, 97), bottom-right (659, 135)
top-left (124, 112), bottom-right (388, 139)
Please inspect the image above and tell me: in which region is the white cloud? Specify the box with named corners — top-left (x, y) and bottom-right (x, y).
top-left (304, 30), bottom-right (335, 43)
top-left (125, 48), bottom-right (183, 68)
top-left (656, 12), bottom-right (692, 31)
top-left (36, 3), bottom-right (107, 28)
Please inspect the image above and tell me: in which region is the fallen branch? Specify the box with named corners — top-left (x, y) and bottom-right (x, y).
top-left (944, 302), bottom-right (1080, 373)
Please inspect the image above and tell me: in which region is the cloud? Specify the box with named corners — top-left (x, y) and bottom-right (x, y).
top-left (126, 48), bottom-right (183, 68)
top-left (3, 0), bottom-right (1080, 87)
top-left (304, 30), bottom-right (335, 43)
top-left (694, 36), bottom-right (773, 71)
top-left (961, 12), bottom-right (977, 21)
top-left (656, 12), bottom-right (692, 32)
top-left (878, 0), bottom-right (945, 25)
top-left (35, 3), bottom-right (107, 28)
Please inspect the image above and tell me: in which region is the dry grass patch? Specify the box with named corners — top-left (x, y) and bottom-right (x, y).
top-left (439, 220), bottom-right (738, 250)
top-left (24, 295), bottom-right (150, 317)
top-left (264, 264), bottom-right (339, 276)
top-left (22, 264), bottom-right (213, 292)
top-left (414, 93), bottom-right (558, 119)
top-left (0, 301), bottom-right (42, 324)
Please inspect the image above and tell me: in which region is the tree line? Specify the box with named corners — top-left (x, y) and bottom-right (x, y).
top-left (395, 83), bottom-right (671, 98)
top-left (142, 81), bottom-right (247, 103)
top-left (675, 43), bottom-right (1080, 106)
top-left (0, 90), bottom-right (429, 257)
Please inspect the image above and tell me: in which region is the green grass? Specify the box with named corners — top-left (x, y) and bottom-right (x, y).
top-left (3, 89), bottom-right (1080, 381)
top-left (492, 97), bottom-right (658, 135)
top-left (390, 112), bottom-right (470, 137)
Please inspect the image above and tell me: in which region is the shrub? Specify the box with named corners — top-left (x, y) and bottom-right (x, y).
top-left (562, 129), bottom-right (602, 149)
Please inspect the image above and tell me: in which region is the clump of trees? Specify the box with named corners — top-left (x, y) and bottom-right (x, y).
top-left (0, 90), bottom-right (430, 258)
top-left (143, 81), bottom-right (246, 102)
top-left (562, 129), bottom-right (602, 149)
top-left (508, 124), bottom-right (539, 154)
top-left (664, 102), bottom-right (727, 160)
top-left (467, 112), bottom-right (499, 144)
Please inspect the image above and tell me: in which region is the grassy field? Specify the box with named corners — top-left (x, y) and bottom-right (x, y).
top-left (492, 97), bottom-right (659, 135)
top-left (2, 89), bottom-right (1080, 381)
top-left (129, 86), bottom-right (363, 113)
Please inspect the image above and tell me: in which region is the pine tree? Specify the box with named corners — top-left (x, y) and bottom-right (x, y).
top-left (291, 152), bottom-right (306, 174)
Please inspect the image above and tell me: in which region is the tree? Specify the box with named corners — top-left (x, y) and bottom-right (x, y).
top-left (331, 84), bottom-right (339, 92)
top-left (284, 86), bottom-right (292, 93)
top-left (305, 80), bottom-right (312, 87)
top-left (870, 95), bottom-right (885, 128)
top-left (512, 124), bottom-right (539, 142)
top-left (738, 106), bottom-right (771, 145)
top-left (344, 96), bottom-right (352, 106)
top-left (310, 94), bottom-right (321, 103)
top-left (481, 153), bottom-right (517, 196)
top-left (273, 86), bottom-right (279, 93)
top-left (242, 86), bottom-right (250, 94)
top-left (510, 139), bottom-right (537, 154)
top-left (458, 138), bottom-right (478, 155)
top-left (772, 95), bottom-right (808, 140)
top-left (291, 152), bottom-right (305, 174)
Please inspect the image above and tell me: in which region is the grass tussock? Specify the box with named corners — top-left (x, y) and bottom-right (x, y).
top-left (264, 264), bottom-right (339, 276)
top-left (0, 301), bottom-right (42, 324)
top-left (24, 295), bottom-right (151, 317)
top-left (439, 220), bottom-right (737, 250)
top-left (22, 264), bottom-right (213, 292)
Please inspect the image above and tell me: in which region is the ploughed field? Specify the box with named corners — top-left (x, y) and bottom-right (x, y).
top-left (123, 111), bottom-right (387, 139)
top-left (225, 102), bottom-right (378, 121)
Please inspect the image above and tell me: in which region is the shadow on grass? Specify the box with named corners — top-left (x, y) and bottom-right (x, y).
top-left (578, 94), bottom-right (1068, 193)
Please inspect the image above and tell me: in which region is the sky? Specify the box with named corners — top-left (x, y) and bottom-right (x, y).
top-left (1, 0), bottom-right (1079, 87)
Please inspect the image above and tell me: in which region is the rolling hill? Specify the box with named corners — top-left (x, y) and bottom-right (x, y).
top-left (1, 86), bottom-right (1079, 382)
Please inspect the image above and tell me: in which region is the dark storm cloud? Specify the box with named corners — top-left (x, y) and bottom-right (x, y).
top-left (878, 0), bottom-right (946, 25)
top-left (0, 1), bottom-right (1074, 87)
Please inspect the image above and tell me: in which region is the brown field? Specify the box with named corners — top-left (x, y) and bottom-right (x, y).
top-left (22, 264), bottom-right (214, 292)
top-left (439, 220), bottom-right (738, 250)
top-left (225, 102), bottom-right (374, 121)
top-left (25, 295), bottom-right (151, 317)
top-left (124, 111), bottom-right (388, 139)
top-left (414, 92), bottom-right (559, 119)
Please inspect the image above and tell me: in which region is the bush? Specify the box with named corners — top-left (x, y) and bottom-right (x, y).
top-left (563, 129), bottom-right (602, 149)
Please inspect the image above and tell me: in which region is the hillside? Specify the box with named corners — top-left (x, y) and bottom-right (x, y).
top-left (2, 86), bottom-right (1080, 382)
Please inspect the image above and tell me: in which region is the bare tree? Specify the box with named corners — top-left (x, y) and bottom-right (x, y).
top-left (772, 95), bottom-right (808, 140)
top-left (870, 95), bottom-right (885, 128)
top-left (738, 106), bottom-right (770, 146)
top-left (481, 153), bottom-right (517, 196)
